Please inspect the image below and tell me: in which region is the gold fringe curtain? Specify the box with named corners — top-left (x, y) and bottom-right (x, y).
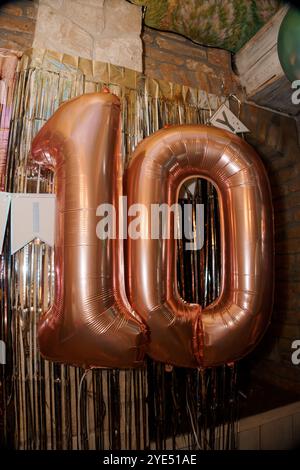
top-left (1, 48), bottom-right (238, 450)
top-left (8, 48), bottom-right (225, 192)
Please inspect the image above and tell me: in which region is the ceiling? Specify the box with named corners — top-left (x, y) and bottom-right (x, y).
top-left (130, 0), bottom-right (281, 52)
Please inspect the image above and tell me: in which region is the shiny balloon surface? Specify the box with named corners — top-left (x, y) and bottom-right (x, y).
top-left (32, 92), bottom-right (147, 369)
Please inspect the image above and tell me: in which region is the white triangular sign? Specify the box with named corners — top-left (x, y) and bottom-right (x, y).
top-left (0, 192), bottom-right (11, 253)
top-left (209, 104), bottom-right (249, 134)
top-left (11, 194), bottom-right (56, 254)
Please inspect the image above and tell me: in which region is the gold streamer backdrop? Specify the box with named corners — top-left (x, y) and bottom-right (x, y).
top-left (0, 48), bottom-right (238, 450)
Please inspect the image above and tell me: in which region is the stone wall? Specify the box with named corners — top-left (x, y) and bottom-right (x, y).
top-left (142, 26), bottom-right (240, 97)
top-left (33, 0), bottom-right (143, 71)
top-left (0, 0), bottom-right (143, 71)
top-left (0, 0), bottom-right (299, 394)
top-left (0, 0), bottom-right (37, 51)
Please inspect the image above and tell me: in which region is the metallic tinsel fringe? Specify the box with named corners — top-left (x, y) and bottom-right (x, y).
top-left (0, 49), bottom-right (238, 450)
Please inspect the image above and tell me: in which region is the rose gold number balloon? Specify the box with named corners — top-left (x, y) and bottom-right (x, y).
top-left (126, 125), bottom-right (274, 367)
top-left (31, 92), bottom-right (147, 368)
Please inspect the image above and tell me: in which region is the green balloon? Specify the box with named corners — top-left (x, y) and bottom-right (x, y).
top-left (278, 7), bottom-right (300, 82)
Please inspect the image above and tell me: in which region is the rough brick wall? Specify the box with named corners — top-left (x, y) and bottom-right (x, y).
top-left (0, 0), bottom-right (37, 51)
top-left (240, 104), bottom-right (300, 394)
top-left (143, 26), bottom-right (240, 96)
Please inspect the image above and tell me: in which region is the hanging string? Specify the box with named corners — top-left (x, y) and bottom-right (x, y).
top-left (77, 369), bottom-right (90, 450)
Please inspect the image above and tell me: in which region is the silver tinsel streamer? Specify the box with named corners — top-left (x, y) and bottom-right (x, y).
top-left (0, 49), bottom-right (238, 450)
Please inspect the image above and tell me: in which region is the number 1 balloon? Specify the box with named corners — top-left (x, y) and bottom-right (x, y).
top-left (31, 92), bottom-right (147, 368)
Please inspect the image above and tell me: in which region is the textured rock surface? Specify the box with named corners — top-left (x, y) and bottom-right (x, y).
top-left (33, 0), bottom-right (143, 71)
top-left (143, 27), bottom-right (240, 96)
top-left (0, 0), bottom-right (38, 51)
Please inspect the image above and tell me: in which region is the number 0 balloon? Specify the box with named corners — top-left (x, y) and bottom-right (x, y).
top-left (126, 126), bottom-right (274, 367)
top-left (31, 92), bottom-right (274, 369)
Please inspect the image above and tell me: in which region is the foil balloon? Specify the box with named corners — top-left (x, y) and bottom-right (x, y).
top-left (31, 92), bottom-right (147, 368)
top-left (126, 125), bottom-right (274, 367)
